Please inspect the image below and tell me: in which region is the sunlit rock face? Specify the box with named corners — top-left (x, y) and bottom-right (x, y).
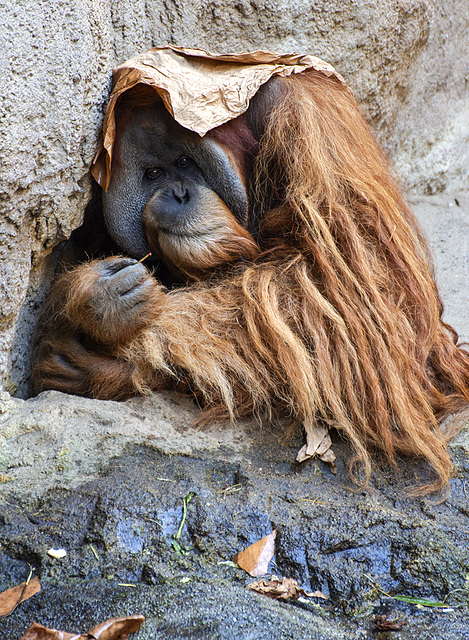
top-left (1, 0), bottom-right (468, 396)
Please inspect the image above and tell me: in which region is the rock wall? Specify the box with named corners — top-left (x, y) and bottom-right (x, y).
top-left (1, 0), bottom-right (468, 395)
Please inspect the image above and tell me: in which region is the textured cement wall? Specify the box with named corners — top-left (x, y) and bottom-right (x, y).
top-left (1, 0), bottom-right (468, 395)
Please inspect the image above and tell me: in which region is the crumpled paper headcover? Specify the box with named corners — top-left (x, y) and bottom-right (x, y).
top-left (91, 45), bottom-right (343, 191)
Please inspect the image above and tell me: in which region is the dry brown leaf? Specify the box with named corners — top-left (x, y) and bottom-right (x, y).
top-left (296, 419), bottom-right (337, 473)
top-left (18, 622), bottom-right (77, 639)
top-left (372, 614), bottom-right (407, 630)
top-left (0, 576), bottom-right (41, 616)
top-left (234, 530), bottom-right (276, 577)
top-left (246, 575), bottom-right (328, 601)
top-left (89, 615), bottom-right (146, 639)
top-left (318, 448), bottom-right (338, 474)
top-left (18, 615), bottom-right (145, 640)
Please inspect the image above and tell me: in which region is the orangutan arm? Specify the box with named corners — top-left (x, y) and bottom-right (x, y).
top-left (33, 257), bottom-right (169, 399)
top-left (33, 255), bottom-right (276, 409)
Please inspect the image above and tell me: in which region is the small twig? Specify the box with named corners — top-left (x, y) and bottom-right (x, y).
top-left (144, 517), bottom-right (162, 528)
top-left (218, 484), bottom-right (243, 497)
top-left (298, 497), bottom-right (327, 506)
top-left (363, 574), bottom-right (392, 597)
top-left (137, 252), bottom-right (152, 263)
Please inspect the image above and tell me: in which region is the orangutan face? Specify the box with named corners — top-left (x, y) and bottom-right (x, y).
top-left (102, 102), bottom-right (256, 275)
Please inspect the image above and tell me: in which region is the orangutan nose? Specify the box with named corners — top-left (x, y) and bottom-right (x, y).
top-left (172, 184), bottom-right (189, 205)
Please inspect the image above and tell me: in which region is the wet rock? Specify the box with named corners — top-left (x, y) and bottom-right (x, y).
top-left (0, 391), bottom-right (468, 638)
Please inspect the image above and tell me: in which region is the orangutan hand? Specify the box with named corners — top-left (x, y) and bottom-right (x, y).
top-left (61, 257), bottom-right (165, 345)
top-left (33, 332), bottom-right (137, 400)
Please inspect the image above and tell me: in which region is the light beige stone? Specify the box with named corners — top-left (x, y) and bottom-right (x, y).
top-left (0, 0), bottom-right (468, 394)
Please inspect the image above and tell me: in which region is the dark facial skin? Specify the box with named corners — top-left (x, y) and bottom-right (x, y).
top-left (102, 103), bottom-right (249, 262)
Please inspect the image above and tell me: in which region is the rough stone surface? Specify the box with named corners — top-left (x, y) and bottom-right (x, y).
top-left (0, 391), bottom-right (469, 638)
top-left (1, 0), bottom-right (469, 393)
top-left (412, 194), bottom-right (469, 344)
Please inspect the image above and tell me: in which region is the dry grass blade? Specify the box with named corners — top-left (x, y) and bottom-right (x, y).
top-left (247, 575), bottom-right (328, 601)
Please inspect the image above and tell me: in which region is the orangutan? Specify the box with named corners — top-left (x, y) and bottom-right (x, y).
top-left (34, 70), bottom-right (469, 494)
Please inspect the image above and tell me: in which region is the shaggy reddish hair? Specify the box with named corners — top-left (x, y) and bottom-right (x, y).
top-left (35, 71), bottom-right (469, 495)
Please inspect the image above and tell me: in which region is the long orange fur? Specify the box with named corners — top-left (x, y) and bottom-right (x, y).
top-left (34, 71), bottom-right (469, 494)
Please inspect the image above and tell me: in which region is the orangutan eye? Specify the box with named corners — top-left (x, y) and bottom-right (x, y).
top-left (145, 168), bottom-right (161, 179)
top-left (177, 156), bottom-right (190, 168)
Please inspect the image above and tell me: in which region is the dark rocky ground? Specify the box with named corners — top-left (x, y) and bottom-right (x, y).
top-left (1, 194), bottom-right (468, 639)
top-left (0, 390), bottom-right (468, 640)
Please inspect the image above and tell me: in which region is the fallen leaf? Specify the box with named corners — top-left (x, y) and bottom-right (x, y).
top-left (18, 615), bottom-right (145, 640)
top-left (234, 530), bottom-right (276, 577)
top-left (88, 615), bottom-right (146, 639)
top-left (296, 419), bottom-right (337, 473)
top-left (372, 614), bottom-right (407, 630)
top-left (318, 448), bottom-right (338, 474)
top-left (0, 576), bottom-right (41, 616)
top-left (246, 575), bottom-right (328, 601)
top-left (18, 622), bottom-right (77, 639)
